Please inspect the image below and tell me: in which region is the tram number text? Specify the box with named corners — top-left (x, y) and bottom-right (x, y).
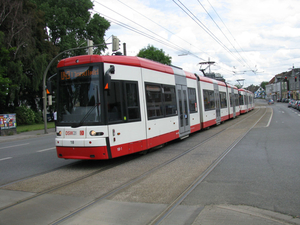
top-left (66, 131), bottom-right (76, 135)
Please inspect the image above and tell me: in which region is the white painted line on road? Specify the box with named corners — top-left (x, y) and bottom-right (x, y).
top-left (37, 147), bottom-right (56, 152)
top-left (0, 143), bottom-right (29, 150)
top-left (266, 108), bottom-right (273, 127)
top-left (0, 157), bottom-right (12, 161)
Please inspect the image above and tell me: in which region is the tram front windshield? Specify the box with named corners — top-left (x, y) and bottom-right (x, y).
top-left (57, 65), bottom-right (102, 126)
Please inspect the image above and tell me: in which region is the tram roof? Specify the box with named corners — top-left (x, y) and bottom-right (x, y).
top-left (58, 55), bottom-right (198, 77)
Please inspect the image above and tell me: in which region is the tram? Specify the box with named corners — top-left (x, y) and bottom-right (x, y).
top-left (55, 55), bottom-right (254, 160)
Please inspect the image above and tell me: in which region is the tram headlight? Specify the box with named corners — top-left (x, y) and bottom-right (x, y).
top-left (90, 130), bottom-right (104, 136)
top-left (90, 130), bottom-right (97, 136)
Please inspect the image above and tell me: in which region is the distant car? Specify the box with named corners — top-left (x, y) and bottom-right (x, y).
top-left (296, 101), bottom-right (300, 110)
top-left (288, 99), bottom-right (294, 107)
top-left (292, 101), bottom-right (298, 109)
top-left (268, 99), bottom-right (274, 104)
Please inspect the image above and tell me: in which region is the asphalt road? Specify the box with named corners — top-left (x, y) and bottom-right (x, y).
top-left (0, 133), bottom-right (77, 186)
top-left (182, 99), bottom-right (300, 217)
top-left (1, 99), bottom-right (299, 224)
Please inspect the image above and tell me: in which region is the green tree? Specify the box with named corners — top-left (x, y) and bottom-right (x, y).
top-left (260, 81), bottom-right (268, 90)
top-left (246, 84), bottom-right (259, 93)
top-left (33, 0), bottom-right (110, 56)
top-left (0, 0), bottom-right (110, 115)
top-left (0, 0), bottom-right (58, 113)
top-left (137, 45), bottom-right (172, 65)
top-left (0, 32), bottom-right (12, 112)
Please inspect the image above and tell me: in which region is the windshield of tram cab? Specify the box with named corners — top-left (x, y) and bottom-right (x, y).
top-left (57, 65), bottom-right (102, 125)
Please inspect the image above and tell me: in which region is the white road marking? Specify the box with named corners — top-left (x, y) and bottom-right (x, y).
top-left (0, 143), bottom-right (29, 150)
top-left (0, 157), bottom-right (12, 161)
top-left (37, 147), bottom-right (56, 152)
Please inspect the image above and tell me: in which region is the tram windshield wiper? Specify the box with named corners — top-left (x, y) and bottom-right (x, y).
top-left (71, 102), bottom-right (101, 128)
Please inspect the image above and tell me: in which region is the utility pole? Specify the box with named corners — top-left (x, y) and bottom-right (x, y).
top-left (123, 43), bottom-right (127, 56)
top-left (87, 40), bottom-right (93, 55)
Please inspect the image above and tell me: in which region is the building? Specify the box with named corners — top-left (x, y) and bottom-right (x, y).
top-left (254, 87), bottom-right (265, 98)
top-left (265, 68), bottom-right (300, 101)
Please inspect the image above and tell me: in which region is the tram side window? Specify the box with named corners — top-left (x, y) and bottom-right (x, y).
top-left (220, 92), bottom-right (227, 108)
top-left (239, 94), bottom-right (244, 105)
top-left (164, 85), bottom-right (177, 116)
top-left (235, 94), bottom-right (239, 106)
top-left (125, 82), bottom-right (140, 121)
top-left (203, 90), bottom-right (215, 111)
top-left (188, 88), bottom-right (197, 113)
top-left (229, 93), bottom-right (233, 107)
top-left (108, 81), bottom-right (123, 122)
top-left (146, 84), bottom-right (163, 119)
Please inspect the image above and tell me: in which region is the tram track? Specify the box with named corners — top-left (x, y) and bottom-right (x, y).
top-left (49, 107), bottom-right (266, 225)
top-left (0, 154), bottom-right (141, 212)
top-left (148, 107), bottom-right (268, 225)
top-left (0, 107), bottom-right (267, 224)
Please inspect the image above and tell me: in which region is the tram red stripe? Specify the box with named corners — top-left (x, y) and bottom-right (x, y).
top-left (56, 146), bottom-right (110, 160)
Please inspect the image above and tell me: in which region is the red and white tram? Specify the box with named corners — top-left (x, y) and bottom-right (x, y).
top-left (55, 55), bottom-right (254, 160)
top-left (238, 88), bottom-right (254, 114)
top-left (227, 84), bottom-right (240, 118)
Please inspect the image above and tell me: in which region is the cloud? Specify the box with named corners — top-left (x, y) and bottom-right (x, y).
top-left (95, 0), bottom-right (300, 86)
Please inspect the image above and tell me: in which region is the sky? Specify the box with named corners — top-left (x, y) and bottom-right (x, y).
top-left (92, 0), bottom-right (300, 87)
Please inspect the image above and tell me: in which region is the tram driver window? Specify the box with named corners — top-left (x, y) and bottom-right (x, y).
top-left (107, 81), bottom-right (122, 122)
top-left (125, 82), bottom-right (140, 121)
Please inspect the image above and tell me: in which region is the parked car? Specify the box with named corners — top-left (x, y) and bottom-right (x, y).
top-left (292, 101), bottom-right (298, 109)
top-left (296, 101), bottom-right (300, 110)
top-left (288, 99), bottom-right (295, 107)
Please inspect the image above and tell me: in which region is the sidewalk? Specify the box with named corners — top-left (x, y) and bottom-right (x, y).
top-left (60, 201), bottom-right (300, 225)
top-left (0, 128), bottom-right (56, 143)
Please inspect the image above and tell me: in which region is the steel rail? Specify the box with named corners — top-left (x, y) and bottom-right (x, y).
top-left (50, 107), bottom-right (265, 224)
top-left (148, 107), bottom-right (268, 225)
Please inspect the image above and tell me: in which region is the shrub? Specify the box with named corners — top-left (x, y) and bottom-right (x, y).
top-left (16, 106), bottom-right (36, 125)
top-left (34, 111), bottom-right (43, 124)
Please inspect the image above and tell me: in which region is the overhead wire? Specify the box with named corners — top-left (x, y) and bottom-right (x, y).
top-left (93, 0), bottom-right (205, 60)
top-left (205, 0), bottom-right (256, 73)
top-left (116, 0), bottom-right (207, 57)
top-left (93, 0), bottom-right (256, 79)
top-left (172, 0), bottom-right (246, 67)
top-left (196, 0), bottom-right (254, 72)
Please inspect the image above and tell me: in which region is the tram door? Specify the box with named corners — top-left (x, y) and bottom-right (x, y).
top-left (176, 84), bottom-right (190, 137)
top-left (231, 87), bottom-right (236, 118)
top-left (214, 83), bottom-right (221, 125)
